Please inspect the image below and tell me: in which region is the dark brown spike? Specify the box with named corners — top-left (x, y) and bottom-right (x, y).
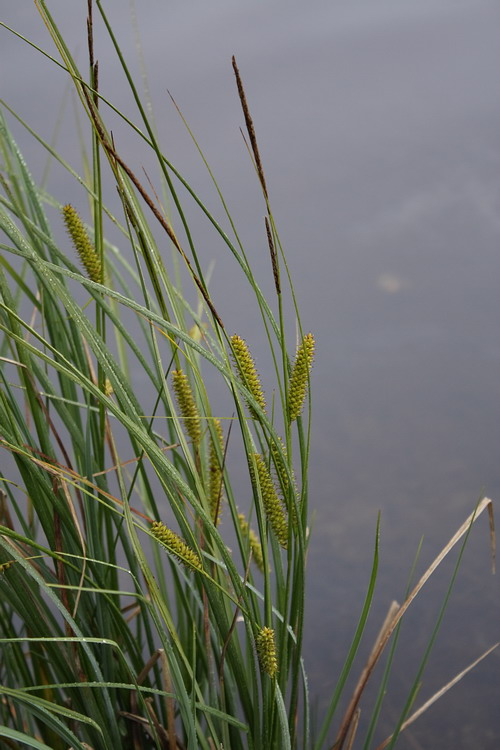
top-left (92, 60), bottom-right (99, 106)
top-left (265, 216), bottom-right (280, 295)
top-left (87, 0), bottom-right (94, 69)
top-left (232, 55), bottom-right (269, 200)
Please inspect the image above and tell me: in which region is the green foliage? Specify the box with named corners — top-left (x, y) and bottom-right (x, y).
top-left (0, 4), bottom-right (313, 747)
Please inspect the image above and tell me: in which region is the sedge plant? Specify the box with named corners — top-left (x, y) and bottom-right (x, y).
top-left (0, 4), bottom-right (496, 750)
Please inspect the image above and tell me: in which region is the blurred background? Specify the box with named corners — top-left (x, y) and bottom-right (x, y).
top-left (2, 2), bottom-right (499, 747)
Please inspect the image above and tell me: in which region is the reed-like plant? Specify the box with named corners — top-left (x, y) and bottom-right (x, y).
top-left (0, 4), bottom-right (495, 749)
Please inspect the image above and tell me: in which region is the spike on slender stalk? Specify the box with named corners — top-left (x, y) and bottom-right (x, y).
top-left (238, 513), bottom-right (264, 573)
top-left (288, 333), bottom-right (315, 421)
top-left (271, 436), bottom-right (298, 527)
top-left (256, 626), bottom-right (278, 678)
top-left (265, 216), bottom-right (281, 296)
top-left (209, 419), bottom-right (225, 524)
top-left (253, 454), bottom-right (288, 548)
top-left (62, 204), bottom-right (102, 283)
top-left (232, 56), bottom-right (269, 200)
top-left (172, 369), bottom-right (201, 446)
top-left (230, 334), bottom-right (266, 416)
top-left (270, 435), bottom-right (295, 496)
top-left (150, 521), bottom-right (202, 571)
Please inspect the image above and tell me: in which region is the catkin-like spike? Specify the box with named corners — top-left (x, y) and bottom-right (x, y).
top-left (209, 419), bottom-right (225, 524)
top-left (270, 435), bottom-right (295, 496)
top-left (230, 335), bottom-right (266, 416)
top-left (256, 626), bottom-right (278, 678)
top-left (150, 521), bottom-right (202, 571)
top-left (253, 454), bottom-right (288, 549)
top-left (270, 436), bottom-right (298, 528)
top-left (62, 204), bottom-right (102, 283)
top-left (172, 369), bottom-right (201, 446)
top-left (288, 333), bottom-right (315, 421)
top-left (238, 513), bottom-right (264, 573)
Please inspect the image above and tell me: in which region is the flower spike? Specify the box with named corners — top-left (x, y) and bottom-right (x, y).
top-left (209, 419), bottom-right (225, 524)
top-left (62, 204), bottom-right (102, 284)
top-left (256, 626), bottom-right (278, 678)
top-left (150, 521), bottom-right (202, 571)
top-left (288, 333), bottom-right (315, 421)
top-left (238, 513), bottom-right (265, 573)
top-left (230, 334), bottom-right (266, 416)
top-left (172, 369), bottom-right (201, 446)
top-left (253, 453), bottom-right (288, 549)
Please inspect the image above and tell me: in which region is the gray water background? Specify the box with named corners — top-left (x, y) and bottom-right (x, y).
top-left (2, 2), bottom-right (499, 747)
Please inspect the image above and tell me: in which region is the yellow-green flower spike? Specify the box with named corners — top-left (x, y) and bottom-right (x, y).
top-left (271, 436), bottom-right (298, 528)
top-left (172, 369), bottom-right (201, 446)
top-left (270, 435), bottom-right (296, 496)
top-left (230, 335), bottom-right (266, 416)
top-left (288, 333), bottom-right (315, 421)
top-left (0, 560), bottom-right (14, 574)
top-left (62, 204), bottom-right (102, 284)
top-left (209, 419), bottom-right (225, 524)
top-left (253, 454), bottom-right (288, 549)
top-left (150, 521), bottom-right (202, 571)
top-left (256, 626), bottom-right (278, 678)
top-left (238, 513), bottom-right (264, 573)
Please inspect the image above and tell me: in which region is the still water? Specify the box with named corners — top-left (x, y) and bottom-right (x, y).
top-left (2, 1), bottom-right (499, 747)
